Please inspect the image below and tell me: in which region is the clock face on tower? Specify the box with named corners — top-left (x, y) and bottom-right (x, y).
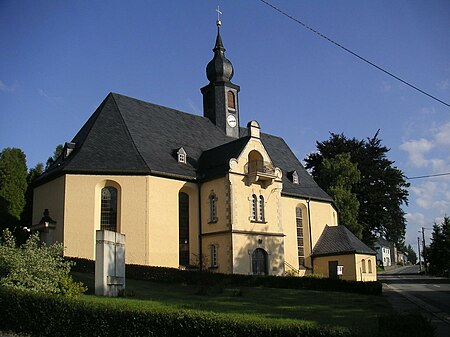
top-left (227, 114), bottom-right (237, 128)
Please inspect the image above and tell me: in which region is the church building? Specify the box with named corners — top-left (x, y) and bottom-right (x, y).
top-left (33, 20), bottom-right (376, 282)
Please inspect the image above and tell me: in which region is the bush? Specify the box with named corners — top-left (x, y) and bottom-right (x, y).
top-left (0, 286), bottom-right (357, 337)
top-left (0, 229), bottom-right (86, 297)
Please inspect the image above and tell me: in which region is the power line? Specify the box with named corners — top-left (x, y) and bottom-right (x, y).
top-left (258, 0), bottom-right (450, 109)
top-left (406, 172), bottom-right (450, 180)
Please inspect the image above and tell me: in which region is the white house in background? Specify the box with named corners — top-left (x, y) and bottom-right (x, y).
top-left (374, 239), bottom-right (391, 267)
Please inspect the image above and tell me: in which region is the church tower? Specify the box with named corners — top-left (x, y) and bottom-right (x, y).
top-left (201, 19), bottom-right (240, 138)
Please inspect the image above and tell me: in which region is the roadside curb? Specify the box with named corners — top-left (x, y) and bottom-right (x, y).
top-left (383, 282), bottom-right (450, 325)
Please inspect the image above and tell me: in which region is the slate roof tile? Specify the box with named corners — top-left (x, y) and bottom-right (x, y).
top-left (36, 92), bottom-right (333, 202)
top-left (312, 225), bottom-right (376, 257)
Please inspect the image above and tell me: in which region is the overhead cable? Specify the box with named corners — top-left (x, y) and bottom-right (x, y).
top-left (406, 172), bottom-right (450, 180)
top-left (258, 0), bottom-right (450, 109)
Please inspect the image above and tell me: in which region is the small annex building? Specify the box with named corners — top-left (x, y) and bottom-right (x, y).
top-left (312, 226), bottom-right (377, 281)
top-left (33, 21), bottom-right (376, 281)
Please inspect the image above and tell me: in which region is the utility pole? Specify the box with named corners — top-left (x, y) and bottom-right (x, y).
top-left (417, 236), bottom-right (422, 272)
top-left (421, 227), bottom-right (428, 273)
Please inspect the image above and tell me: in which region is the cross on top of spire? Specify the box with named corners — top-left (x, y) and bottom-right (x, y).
top-left (216, 5), bottom-right (222, 26)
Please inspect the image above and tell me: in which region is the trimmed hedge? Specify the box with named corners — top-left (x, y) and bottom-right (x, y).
top-left (0, 287), bottom-right (355, 337)
top-left (68, 257), bottom-right (382, 295)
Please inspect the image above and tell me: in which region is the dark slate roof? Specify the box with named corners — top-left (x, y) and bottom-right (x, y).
top-left (375, 238), bottom-right (393, 248)
top-left (312, 225), bottom-right (376, 257)
top-left (36, 92), bottom-right (332, 202)
top-left (198, 136), bottom-right (250, 181)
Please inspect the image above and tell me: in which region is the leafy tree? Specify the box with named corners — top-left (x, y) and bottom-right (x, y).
top-left (305, 131), bottom-right (409, 245)
top-left (427, 216), bottom-right (450, 276)
top-left (0, 148), bottom-right (28, 232)
top-left (403, 244), bottom-right (417, 265)
top-left (45, 144), bottom-right (63, 170)
top-left (321, 153), bottom-right (363, 238)
top-left (0, 229), bottom-right (86, 297)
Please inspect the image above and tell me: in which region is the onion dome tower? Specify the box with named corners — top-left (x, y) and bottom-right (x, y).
top-left (201, 18), bottom-right (240, 138)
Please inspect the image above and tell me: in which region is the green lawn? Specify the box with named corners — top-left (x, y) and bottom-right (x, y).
top-left (73, 272), bottom-right (393, 336)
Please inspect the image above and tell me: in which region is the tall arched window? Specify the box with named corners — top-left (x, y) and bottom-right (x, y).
top-left (227, 91), bottom-right (235, 110)
top-left (101, 187), bottom-right (117, 232)
top-left (251, 194), bottom-right (257, 221)
top-left (209, 192), bottom-right (217, 223)
top-left (258, 195), bottom-right (265, 222)
top-left (368, 259), bottom-right (372, 273)
top-left (362, 259), bottom-right (366, 273)
top-left (179, 192), bottom-right (190, 266)
top-left (296, 207), bottom-right (305, 266)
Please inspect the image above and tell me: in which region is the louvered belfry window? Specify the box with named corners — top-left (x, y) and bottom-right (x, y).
top-left (227, 91), bottom-right (235, 110)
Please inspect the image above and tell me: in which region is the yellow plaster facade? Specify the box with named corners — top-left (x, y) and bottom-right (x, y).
top-left (313, 254), bottom-right (377, 282)
top-left (33, 124), bottom-right (375, 282)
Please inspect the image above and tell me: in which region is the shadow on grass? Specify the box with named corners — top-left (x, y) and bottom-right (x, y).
top-left (72, 272), bottom-right (393, 336)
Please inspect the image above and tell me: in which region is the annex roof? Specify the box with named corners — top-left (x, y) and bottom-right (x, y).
top-left (312, 225), bottom-right (376, 257)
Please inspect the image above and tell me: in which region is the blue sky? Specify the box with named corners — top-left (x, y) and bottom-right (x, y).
top-left (1, 0), bottom-right (449, 254)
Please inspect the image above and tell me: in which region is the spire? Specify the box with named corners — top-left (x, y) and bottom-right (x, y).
top-left (201, 9), bottom-right (240, 139)
top-left (206, 16), bottom-right (234, 83)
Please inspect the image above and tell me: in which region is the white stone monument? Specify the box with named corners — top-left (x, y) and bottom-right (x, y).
top-left (95, 230), bottom-right (125, 297)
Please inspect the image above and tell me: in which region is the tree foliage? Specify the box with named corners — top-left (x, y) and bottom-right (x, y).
top-left (0, 229), bottom-right (86, 297)
top-left (427, 216), bottom-right (450, 276)
top-left (403, 244), bottom-right (417, 265)
top-left (0, 148), bottom-right (28, 232)
top-left (305, 132), bottom-right (409, 245)
top-left (45, 144), bottom-right (63, 170)
top-left (20, 163), bottom-right (44, 227)
top-left (321, 153), bottom-right (363, 238)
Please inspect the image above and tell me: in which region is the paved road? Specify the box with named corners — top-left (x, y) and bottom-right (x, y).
top-left (379, 266), bottom-right (450, 337)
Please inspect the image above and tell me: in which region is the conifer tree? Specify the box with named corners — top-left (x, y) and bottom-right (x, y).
top-left (0, 148), bottom-right (28, 232)
top-left (305, 131), bottom-right (409, 245)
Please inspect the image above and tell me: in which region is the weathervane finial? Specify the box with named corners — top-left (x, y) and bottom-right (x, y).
top-left (216, 5), bottom-right (222, 26)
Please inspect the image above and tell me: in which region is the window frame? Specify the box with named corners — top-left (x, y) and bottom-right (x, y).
top-left (227, 90), bottom-right (236, 111)
top-left (100, 186), bottom-right (118, 232)
top-left (208, 192), bottom-right (218, 223)
top-left (296, 207), bottom-right (305, 267)
top-left (258, 195), bottom-right (265, 222)
top-left (210, 244), bottom-right (218, 268)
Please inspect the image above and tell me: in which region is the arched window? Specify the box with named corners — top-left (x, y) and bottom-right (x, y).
top-left (252, 248), bottom-right (268, 275)
top-left (362, 259), bottom-right (366, 273)
top-left (258, 195), bottom-right (265, 222)
top-left (368, 259), bottom-right (372, 273)
top-left (101, 187), bottom-right (117, 232)
top-left (179, 192), bottom-right (190, 267)
top-left (247, 150), bottom-right (263, 175)
top-left (296, 207), bottom-right (305, 266)
top-left (251, 194), bottom-right (257, 221)
top-left (210, 244), bottom-right (218, 268)
top-left (209, 192), bottom-right (217, 223)
top-left (227, 91), bottom-right (235, 110)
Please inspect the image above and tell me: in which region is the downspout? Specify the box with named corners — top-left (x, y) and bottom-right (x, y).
top-left (306, 198), bottom-right (314, 273)
top-left (197, 182), bottom-right (203, 271)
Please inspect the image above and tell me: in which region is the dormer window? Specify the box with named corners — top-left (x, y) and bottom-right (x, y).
top-left (177, 147), bottom-right (187, 164)
top-left (63, 142), bottom-right (76, 159)
top-left (292, 171), bottom-right (299, 184)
